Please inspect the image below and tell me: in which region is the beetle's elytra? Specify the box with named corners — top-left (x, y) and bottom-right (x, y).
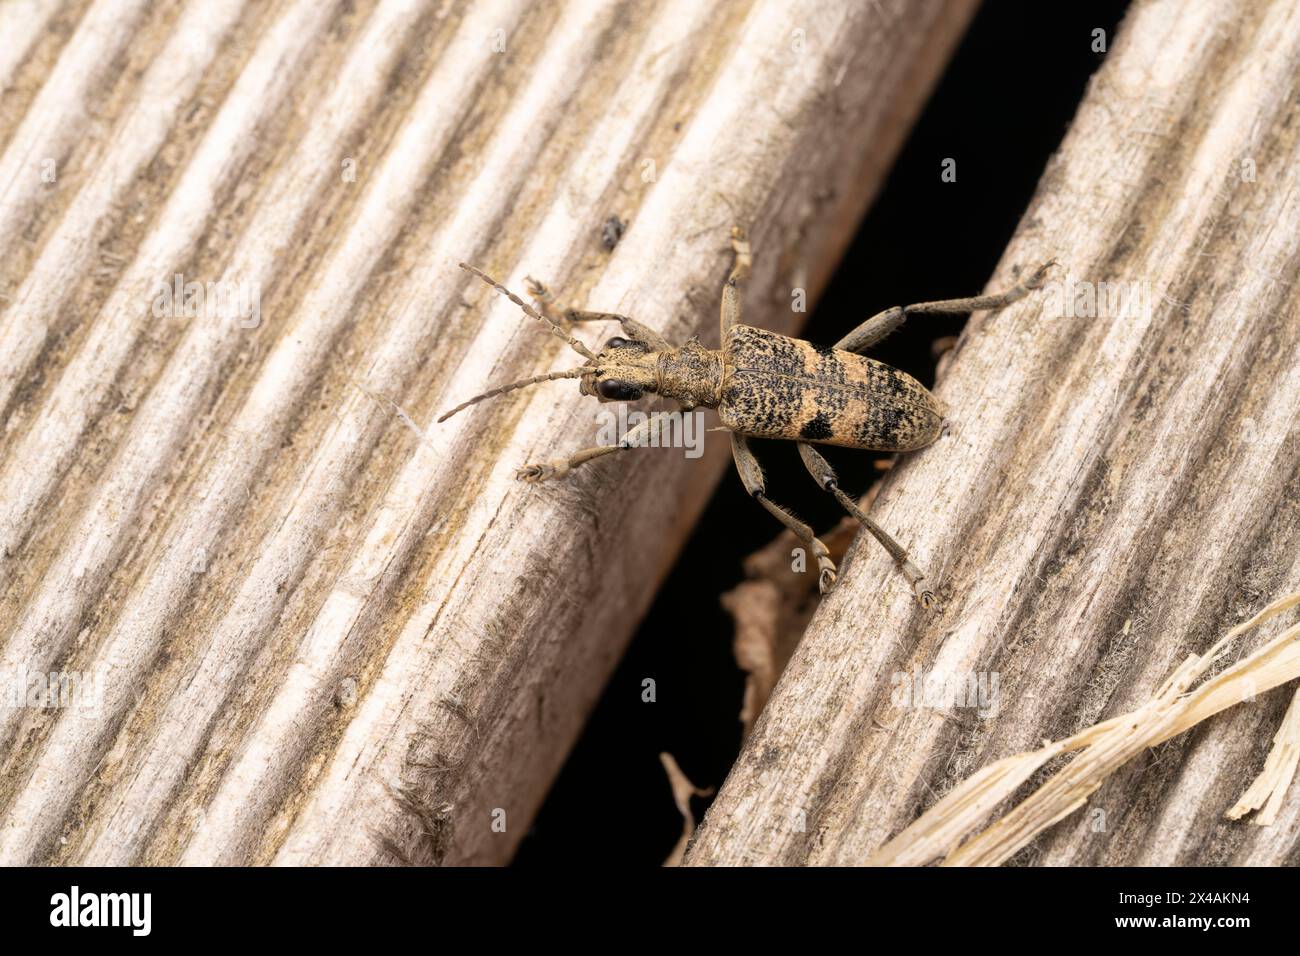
top-left (440, 227), bottom-right (1054, 605)
top-left (717, 324), bottom-right (944, 451)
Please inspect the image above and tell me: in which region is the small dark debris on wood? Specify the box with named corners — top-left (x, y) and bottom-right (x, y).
top-left (601, 214), bottom-right (626, 251)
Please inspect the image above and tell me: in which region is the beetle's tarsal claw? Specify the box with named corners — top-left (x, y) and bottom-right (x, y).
top-left (809, 538), bottom-right (837, 594)
top-left (899, 559), bottom-right (935, 608)
top-left (1025, 258), bottom-right (1057, 289)
top-left (816, 549), bottom-right (838, 593)
top-left (516, 460), bottom-right (567, 482)
top-left (729, 226), bottom-right (752, 281)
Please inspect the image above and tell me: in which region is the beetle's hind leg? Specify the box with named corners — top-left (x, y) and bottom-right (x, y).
top-left (524, 276), bottom-right (670, 351)
top-left (833, 259), bottom-right (1057, 354)
top-left (730, 432), bottom-right (836, 593)
top-left (797, 443), bottom-right (935, 608)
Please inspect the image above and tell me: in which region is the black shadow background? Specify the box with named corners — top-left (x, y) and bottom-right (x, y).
top-left (515, 1), bottom-right (1129, 866)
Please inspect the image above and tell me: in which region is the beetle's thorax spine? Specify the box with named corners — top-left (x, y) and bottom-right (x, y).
top-left (655, 339), bottom-right (723, 410)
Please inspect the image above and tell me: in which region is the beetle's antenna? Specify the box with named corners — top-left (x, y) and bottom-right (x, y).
top-left (459, 262), bottom-right (598, 362)
top-left (437, 366), bottom-right (598, 422)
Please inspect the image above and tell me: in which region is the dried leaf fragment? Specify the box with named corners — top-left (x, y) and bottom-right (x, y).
top-left (660, 752), bottom-right (713, 867)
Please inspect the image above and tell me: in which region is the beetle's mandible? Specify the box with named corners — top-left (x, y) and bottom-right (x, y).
top-left (439, 228), bottom-right (1054, 606)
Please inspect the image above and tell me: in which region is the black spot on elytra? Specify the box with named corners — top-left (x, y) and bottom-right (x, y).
top-left (800, 412), bottom-right (834, 441)
top-left (885, 405), bottom-right (908, 437)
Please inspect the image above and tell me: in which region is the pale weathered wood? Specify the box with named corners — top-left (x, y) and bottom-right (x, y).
top-left (687, 0), bottom-right (1300, 866)
top-left (0, 0), bottom-right (976, 864)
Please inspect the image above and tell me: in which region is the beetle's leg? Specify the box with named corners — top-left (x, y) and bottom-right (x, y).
top-left (833, 259), bottom-right (1056, 354)
top-left (524, 276), bottom-right (671, 351)
top-left (517, 414), bottom-right (662, 482)
top-left (566, 310), bottom-right (670, 353)
top-left (797, 442), bottom-right (935, 608)
top-left (719, 226), bottom-right (752, 338)
top-left (731, 432), bottom-right (836, 593)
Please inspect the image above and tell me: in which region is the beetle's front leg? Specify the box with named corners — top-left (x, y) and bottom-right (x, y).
top-left (730, 431), bottom-right (837, 593)
top-left (517, 415), bottom-right (661, 482)
top-left (797, 443), bottom-right (935, 608)
top-left (524, 276), bottom-right (670, 352)
top-left (719, 226), bottom-right (751, 338)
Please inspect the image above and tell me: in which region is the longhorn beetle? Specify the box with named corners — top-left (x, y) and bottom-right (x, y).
top-left (439, 228), bottom-right (1053, 605)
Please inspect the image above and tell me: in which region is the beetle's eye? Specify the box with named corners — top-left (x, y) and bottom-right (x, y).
top-left (605, 336), bottom-right (630, 350)
top-left (596, 378), bottom-right (642, 401)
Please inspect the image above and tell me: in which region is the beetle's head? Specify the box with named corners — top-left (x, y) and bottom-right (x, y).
top-left (437, 264), bottom-right (662, 423)
top-left (580, 336), bottom-right (659, 403)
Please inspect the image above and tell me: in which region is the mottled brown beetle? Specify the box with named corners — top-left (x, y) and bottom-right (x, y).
top-left (440, 228), bottom-right (1053, 605)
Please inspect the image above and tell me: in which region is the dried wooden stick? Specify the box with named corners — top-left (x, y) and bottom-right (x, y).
top-left (870, 594), bottom-right (1300, 866)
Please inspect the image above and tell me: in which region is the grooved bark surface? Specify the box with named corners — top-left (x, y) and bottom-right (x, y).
top-left (0, 0), bottom-right (975, 865)
top-left (686, 0), bottom-right (1300, 866)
